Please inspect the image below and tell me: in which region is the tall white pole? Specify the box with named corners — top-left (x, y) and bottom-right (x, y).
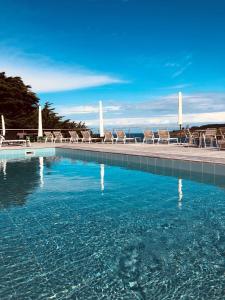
top-left (1, 115), bottom-right (6, 136)
top-left (38, 105), bottom-right (43, 137)
top-left (99, 100), bottom-right (104, 137)
top-left (178, 92), bottom-right (183, 130)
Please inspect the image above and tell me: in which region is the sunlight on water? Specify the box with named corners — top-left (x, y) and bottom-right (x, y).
top-left (1, 150), bottom-right (225, 299)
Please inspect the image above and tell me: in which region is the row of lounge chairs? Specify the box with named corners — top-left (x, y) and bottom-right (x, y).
top-left (44, 131), bottom-right (100, 143)
top-left (43, 128), bottom-right (225, 149)
top-left (43, 129), bottom-right (178, 144)
top-left (2, 128), bottom-right (224, 149)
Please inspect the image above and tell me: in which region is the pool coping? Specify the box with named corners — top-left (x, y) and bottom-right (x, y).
top-left (56, 144), bottom-right (225, 167)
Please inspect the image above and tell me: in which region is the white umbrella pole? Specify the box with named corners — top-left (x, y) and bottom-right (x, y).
top-left (1, 115), bottom-right (6, 136)
top-left (99, 101), bottom-right (104, 137)
top-left (38, 106), bottom-right (43, 137)
top-left (178, 92), bottom-right (183, 130)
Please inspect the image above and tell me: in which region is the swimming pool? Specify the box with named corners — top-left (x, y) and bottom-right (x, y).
top-left (1, 148), bottom-right (225, 299)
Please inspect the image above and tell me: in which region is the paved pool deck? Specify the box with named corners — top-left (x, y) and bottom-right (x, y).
top-left (1, 142), bottom-right (225, 165)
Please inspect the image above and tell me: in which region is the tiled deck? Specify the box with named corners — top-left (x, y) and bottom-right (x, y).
top-left (1, 142), bottom-right (225, 165)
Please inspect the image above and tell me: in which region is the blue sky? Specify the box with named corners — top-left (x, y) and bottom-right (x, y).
top-left (0, 0), bottom-right (225, 128)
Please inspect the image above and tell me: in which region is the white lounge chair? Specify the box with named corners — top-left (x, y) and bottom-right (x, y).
top-left (81, 131), bottom-right (101, 143)
top-left (53, 131), bottom-right (70, 143)
top-left (69, 131), bottom-right (82, 143)
top-left (158, 130), bottom-right (178, 144)
top-left (143, 130), bottom-right (158, 144)
top-left (203, 128), bottom-right (218, 148)
top-left (0, 135), bottom-right (28, 147)
top-left (103, 131), bottom-right (115, 143)
top-left (44, 131), bottom-right (54, 143)
top-left (115, 130), bottom-right (137, 144)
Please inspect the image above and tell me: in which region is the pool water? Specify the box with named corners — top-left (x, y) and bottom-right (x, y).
top-left (1, 149), bottom-right (225, 299)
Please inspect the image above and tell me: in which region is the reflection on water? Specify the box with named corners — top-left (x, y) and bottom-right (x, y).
top-left (178, 178), bottom-right (183, 208)
top-left (0, 159), bottom-right (7, 178)
top-left (39, 156), bottom-right (44, 188)
top-left (100, 163), bottom-right (104, 193)
top-left (57, 148), bottom-right (225, 190)
top-left (0, 156), bottom-right (58, 210)
top-left (0, 158), bottom-right (40, 209)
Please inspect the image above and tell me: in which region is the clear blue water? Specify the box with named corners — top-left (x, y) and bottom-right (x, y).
top-left (1, 149), bottom-right (225, 299)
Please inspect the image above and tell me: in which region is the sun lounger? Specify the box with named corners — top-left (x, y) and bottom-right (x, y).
top-left (183, 129), bottom-right (199, 146)
top-left (203, 128), bottom-right (218, 147)
top-left (218, 139), bottom-right (225, 150)
top-left (0, 135), bottom-right (28, 147)
top-left (81, 131), bottom-right (102, 143)
top-left (103, 131), bottom-right (115, 143)
top-left (219, 127), bottom-right (225, 139)
top-left (158, 130), bottom-right (178, 144)
top-left (53, 131), bottom-right (70, 143)
top-left (115, 130), bottom-right (137, 143)
top-left (69, 131), bottom-right (82, 143)
top-left (143, 130), bottom-right (158, 144)
top-left (44, 131), bottom-right (54, 143)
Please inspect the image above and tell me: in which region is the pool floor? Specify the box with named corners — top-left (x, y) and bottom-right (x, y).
top-left (1, 150), bottom-right (225, 299)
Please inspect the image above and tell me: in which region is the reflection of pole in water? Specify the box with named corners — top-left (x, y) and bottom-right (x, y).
top-left (100, 164), bottom-right (104, 193)
top-left (39, 157), bottom-right (44, 188)
top-left (0, 160), bottom-right (7, 179)
top-left (178, 178), bottom-right (183, 208)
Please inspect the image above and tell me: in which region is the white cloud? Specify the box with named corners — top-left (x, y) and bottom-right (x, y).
top-left (165, 54), bottom-right (193, 78)
top-left (172, 61), bottom-right (192, 78)
top-left (0, 48), bottom-right (124, 93)
top-left (160, 84), bottom-right (191, 90)
top-left (86, 111), bottom-right (225, 128)
top-left (129, 92), bottom-right (225, 115)
top-left (64, 92), bottom-right (225, 128)
top-left (57, 105), bottom-right (121, 115)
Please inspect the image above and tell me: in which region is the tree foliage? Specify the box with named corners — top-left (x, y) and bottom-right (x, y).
top-left (0, 72), bottom-right (85, 129)
top-left (41, 102), bottom-right (86, 129)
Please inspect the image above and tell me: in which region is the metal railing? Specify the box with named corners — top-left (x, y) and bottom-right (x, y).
top-left (1, 126), bottom-right (181, 141)
top-left (1, 128), bottom-right (91, 141)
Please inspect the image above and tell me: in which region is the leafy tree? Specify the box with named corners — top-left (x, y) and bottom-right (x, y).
top-left (0, 72), bottom-right (38, 128)
top-left (0, 72), bottom-right (85, 129)
top-left (41, 102), bottom-right (86, 129)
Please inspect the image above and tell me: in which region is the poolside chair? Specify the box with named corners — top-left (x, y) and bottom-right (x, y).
top-left (81, 131), bottom-right (91, 143)
top-left (203, 128), bottom-right (218, 148)
top-left (158, 130), bottom-right (178, 144)
top-left (184, 129), bottom-right (199, 146)
top-left (218, 139), bottom-right (225, 150)
top-left (0, 135), bottom-right (27, 147)
top-left (115, 130), bottom-right (137, 144)
top-left (81, 131), bottom-right (101, 143)
top-left (44, 131), bottom-right (54, 143)
top-left (143, 130), bottom-right (157, 144)
top-left (103, 131), bottom-right (115, 143)
top-left (219, 127), bottom-right (225, 139)
top-left (69, 131), bottom-right (82, 143)
top-left (53, 131), bottom-right (70, 143)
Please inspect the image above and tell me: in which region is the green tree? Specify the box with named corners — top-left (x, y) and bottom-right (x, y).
top-left (0, 72), bottom-right (85, 129)
top-left (0, 72), bottom-right (38, 128)
top-left (41, 102), bottom-right (86, 129)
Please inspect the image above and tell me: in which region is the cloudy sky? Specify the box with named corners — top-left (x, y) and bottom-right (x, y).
top-left (0, 0), bottom-right (225, 128)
